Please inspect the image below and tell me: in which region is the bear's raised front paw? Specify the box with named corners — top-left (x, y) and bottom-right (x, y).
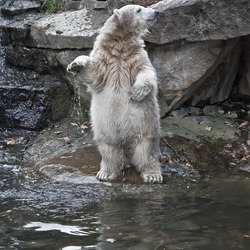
top-left (67, 61), bottom-right (83, 74)
top-left (130, 84), bottom-right (151, 102)
top-left (67, 55), bottom-right (89, 74)
top-left (141, 172), bottom-right (163, 184)
top-left (96, 170), bottom-right (118, 182)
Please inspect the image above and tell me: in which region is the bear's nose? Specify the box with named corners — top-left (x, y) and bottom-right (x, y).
top-left (154, 10), bottom-right (159, 16)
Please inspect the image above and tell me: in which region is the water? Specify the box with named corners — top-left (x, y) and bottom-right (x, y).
top-left (0, 164), bottom-right (249, 250)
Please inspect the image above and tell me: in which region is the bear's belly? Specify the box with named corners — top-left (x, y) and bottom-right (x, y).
top-left (90, 89), bottom-right (153, 143)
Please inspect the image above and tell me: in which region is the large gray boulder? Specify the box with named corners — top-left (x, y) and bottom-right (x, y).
top-left (1, 0), bottom-right (109, 49)
top-left (148, 0), bottom-right (250, 44)
top-left (29, 8), bottom-right (109, 49)
top-left (149, 39), bottom-right (241, 113)
top-left (146, 0), bottom-right (249, 114)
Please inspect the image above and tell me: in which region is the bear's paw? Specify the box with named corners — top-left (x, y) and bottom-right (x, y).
top-left (141, 172), bottom-right (163, 184)
top-left (130, 84), bottom-right (151, 102)
top-left (67, 55), bottom-right (89, 74)
top-left (96, 170), bottom-right (118, 182)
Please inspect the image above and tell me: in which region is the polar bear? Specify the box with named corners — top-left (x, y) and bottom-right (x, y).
top-left (67, 5), bottom-right (162, 183)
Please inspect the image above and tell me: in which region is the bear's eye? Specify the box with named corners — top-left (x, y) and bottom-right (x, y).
top-left (136, 8), bottom-right (141, 13)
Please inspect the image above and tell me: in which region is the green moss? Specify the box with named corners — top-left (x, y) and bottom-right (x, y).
top-left (80, 96), bottom-right (90, 119)
top-left (41, 0), bottom-right (65, 13)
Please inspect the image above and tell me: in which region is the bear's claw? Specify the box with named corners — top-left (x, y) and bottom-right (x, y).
top-left (67, 61), bottom-right (83, 74)
top-left (67, 55), bottom-right (89, 74)
top-left (141, 172), bottom-right (163, 184)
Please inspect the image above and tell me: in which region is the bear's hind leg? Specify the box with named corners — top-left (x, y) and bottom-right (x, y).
top-left (132, 138), bottom-right (163, 184)
top-left (96, 142), bottom-right (123, 182)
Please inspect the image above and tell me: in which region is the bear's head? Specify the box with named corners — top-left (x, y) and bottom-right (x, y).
top-left (109, 5), bottom-right (159, 37)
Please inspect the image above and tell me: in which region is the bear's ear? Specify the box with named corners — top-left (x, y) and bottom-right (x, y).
top-left (113, 9), bottom-right (120, 21)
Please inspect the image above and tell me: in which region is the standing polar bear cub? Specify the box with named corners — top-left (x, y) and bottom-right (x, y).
top-left (67, 5), bottom-right (162, 183)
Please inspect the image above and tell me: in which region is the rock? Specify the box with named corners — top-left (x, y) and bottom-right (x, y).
top-left (24, 120), bottom-right (94, 164)
top-left (0, 86), bottom-right (46, 130)
top-left (0, 1), bottom-right (8, 7)
top-left (65, 1), bottom-right (82, 11)
top-left (0, 1), bottom-right (109, 49)
top-left (0, 79), bottom-right (72, 130)
top-left (149, 38), bottom-right (241, 113)
top-left (160, 115), bottom-right (237, 172)
top-left (94, 0), bottom-right (109, 10)
top-left (1, 0), bottom-right (40, 16)
top-left (5, 45), bottom-right (51, 73)
top-left (149, 0), bottom-right (250, 44)
top-left (161, 115), bottom-right (236, 142)
top-left (28, 7), bottom-right (109, 49)
top-left (170, 107), bottom-right (201, 118)
top-left (203, 105), bottom-right (238, 119)
top-left (39, 164), bottom-right (101, 184)
top-left (4, 44), bottom-right (91, 75)
top-left (5, 0), bottom-right (248, 49)
top-left (0, 13), bottom-right (41, 47)
top-left (239, 165), bottom-right (250, 173)
top-left (149, 40), bottom-right (223, 112)
top-left (30, 137), bottom-right (199, 183)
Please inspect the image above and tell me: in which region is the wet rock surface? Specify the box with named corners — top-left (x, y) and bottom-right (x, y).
top-left (163, 101), bottom-right (250, 174)
top-left (0, 127), bottom-right (36, 164)
top-left (0, 30), bottom-right (73, 130)
top-left (19, 118), bottom-right (200, 184)
top-left (0, 76), bottom-right (72, 130)
top-left (18, 98), bottom-right (248, 184)
top-left (0, 83), bottom-right (71, 130)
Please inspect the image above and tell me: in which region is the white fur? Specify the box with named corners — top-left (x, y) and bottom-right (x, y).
top-left (67, 5), bottom-right (162, 183)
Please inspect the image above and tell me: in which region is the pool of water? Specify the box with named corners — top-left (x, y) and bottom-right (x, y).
top-left (0, 164), bottom-right (250, 250)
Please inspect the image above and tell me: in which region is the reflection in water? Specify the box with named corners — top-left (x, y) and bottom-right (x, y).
top-left (62, 247), bottom-right (96, 250)
top-left (97, 197), bottom-right (206, 249)
top-left (0, 165), bottom-right (250, 250)
top-left (24, 222), bottom-right (93, 236)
